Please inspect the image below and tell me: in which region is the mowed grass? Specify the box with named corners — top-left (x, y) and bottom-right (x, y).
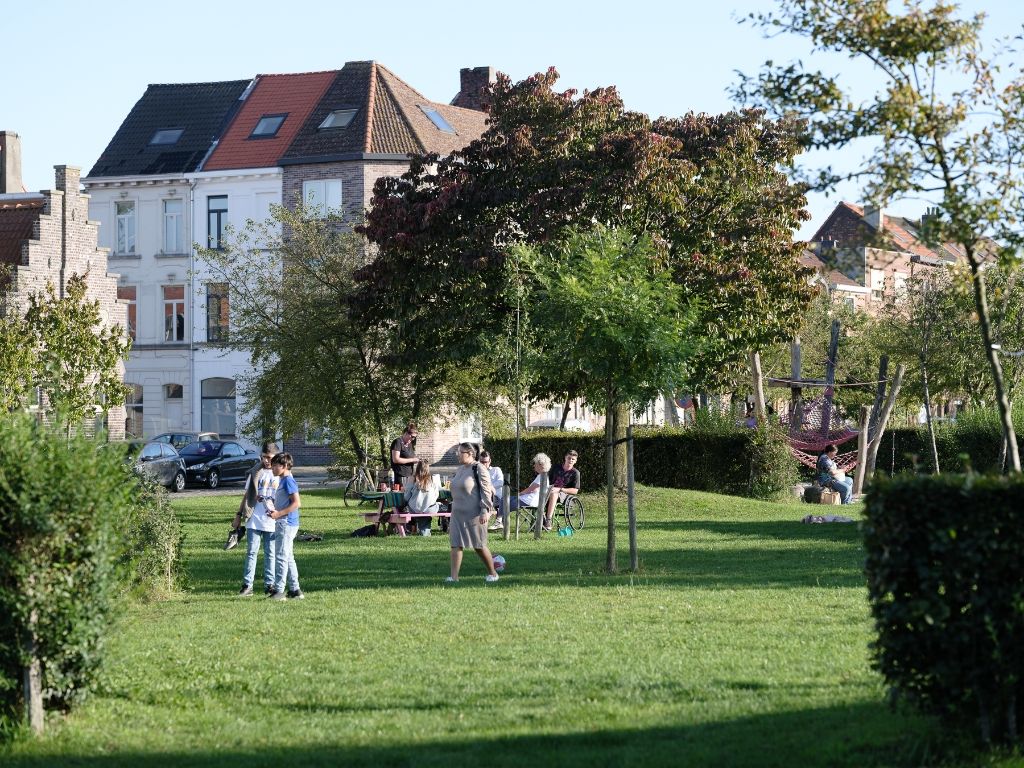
top-left (2, 485), bottom-right (951, 767)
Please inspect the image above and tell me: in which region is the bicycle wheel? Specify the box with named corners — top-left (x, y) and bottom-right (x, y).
top-left (563, 496), bottom-right (585, 530)
top-left (343, 472), bottom-right (374, 507)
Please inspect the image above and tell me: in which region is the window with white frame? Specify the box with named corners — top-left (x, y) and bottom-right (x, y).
top-left (201, 377), bottom-right (236, 436)
top-left (870, 268), bottom-right (885, 301)
top-left (115, 200), bottom-right (136, 254)
top-left (117, 285), bottom-right (136, 341)
top-left (207, 195), bottom-right (228, 249)
top-left (459, 414), bottom-right (482, 441)
top-left (162, 285), bottom-right (185, 342)
top-left (163, 198), bottom-right (184, 253)
top-left (125, 384), bottom-right (144, 438)
top-left (301, 179), bottom-right (342, 219)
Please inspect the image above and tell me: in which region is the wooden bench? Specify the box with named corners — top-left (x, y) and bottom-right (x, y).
top-left (359, 490), bottom-right (452, 537)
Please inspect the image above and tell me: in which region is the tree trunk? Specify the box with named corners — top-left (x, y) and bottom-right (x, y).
top-left (853, 405), bottom-right (871, 496)
top-left (559, 396), bottom-right (571, 429)
top-left (605, 386), bottom-right (617, 574)
top-left (664, 394), bottom-right (679, 427)
top-left (921, 362), bottom-right (940, 474)
top-left (347, 429), bottom-right (366, 465)
top-left (966, 252), bottom-right (1021, 472)
top-left (749, 350), bottom-right (767, 422)
top-left (866, 364), bottom-right (906, 478)
top-left (627, 423), bottom-right (638, 572)
top-left (23, 607), bottom-right (43, 735)
top-left (613, 401), bottom-right (628, 490)
top-left (869, 355), bottom-right (889, 443)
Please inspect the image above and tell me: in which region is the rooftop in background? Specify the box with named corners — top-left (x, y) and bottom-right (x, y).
top-left (87, 80), bottom-right (251, 178)
top-left (202, 71), bottom-right (338, 172)
top-left (279, 61), bottom-right (489, 164)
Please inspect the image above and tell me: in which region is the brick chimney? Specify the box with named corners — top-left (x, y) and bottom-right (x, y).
top-left (451, 66), bottom-right (495, 111)
top-left (1, 131), bottom-right (26, 193)
top-left (55, 165), bottom-right (81, 193)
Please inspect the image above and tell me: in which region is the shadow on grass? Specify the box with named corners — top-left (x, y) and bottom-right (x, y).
top-left (184, 535), bottom-right (866, 593)
top-left (1, 700), bottom-right (944, 768)
top-left (641, 519), bottom-right (862, 542)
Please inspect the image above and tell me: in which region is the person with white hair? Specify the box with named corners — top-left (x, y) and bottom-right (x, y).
top-left (509, 452), bottom-right (553, 529)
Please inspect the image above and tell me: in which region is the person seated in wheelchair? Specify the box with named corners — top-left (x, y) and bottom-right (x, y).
top-left (508, 452), bottom-right (552, 527)
top-left (545, 449), bottom-right (581, 526)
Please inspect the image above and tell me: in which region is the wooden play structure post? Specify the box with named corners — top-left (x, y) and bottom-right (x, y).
top-left (866, 364), bottom-right (906, 477)
top-left (791, 336), bottom-right (803, 430)
top-left (820, 319), bottom-right (840, 435)
top-left (854, 405), bottom-right (871, 496)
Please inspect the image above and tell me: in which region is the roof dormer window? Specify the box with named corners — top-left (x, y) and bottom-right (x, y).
top-left (318, 109), bottom-right (357, 130)
top-left (418, 106), bottom-right (455, 134)
top-left (250, 114), bottom-right (287, 139)
top-left (150, 128), bottom-right (184, 145)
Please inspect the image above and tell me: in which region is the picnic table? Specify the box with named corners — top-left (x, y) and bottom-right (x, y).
top-left (359, 489), bottom-right (453, 537)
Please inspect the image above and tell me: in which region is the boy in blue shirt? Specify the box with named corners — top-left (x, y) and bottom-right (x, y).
top-left (266, 453), bottom-right (303, 600)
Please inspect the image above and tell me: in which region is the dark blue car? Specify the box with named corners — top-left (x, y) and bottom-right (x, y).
top-left (180, 440), bottom-right (260, 489)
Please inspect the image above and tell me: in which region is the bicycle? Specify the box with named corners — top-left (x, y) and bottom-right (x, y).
top-left (342, 463), bottom-right (380, 507)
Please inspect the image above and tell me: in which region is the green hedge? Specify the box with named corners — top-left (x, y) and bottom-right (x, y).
top-left (485, 424), bottom-right (798, 500)
top-left (863, 473), bottom-right (1024, 744)
top-left (870, 419), bottom-right (1022, 476)
top-left (0, 414), bottom-right (183, 731)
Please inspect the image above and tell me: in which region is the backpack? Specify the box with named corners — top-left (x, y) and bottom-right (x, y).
top-left (350, 524), bottom-right (378, 538)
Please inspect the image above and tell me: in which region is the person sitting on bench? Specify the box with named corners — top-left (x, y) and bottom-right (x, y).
top-left (404, 459), bottom-right (440, 537)
top-left (816, 444), bottom-right (853, 504)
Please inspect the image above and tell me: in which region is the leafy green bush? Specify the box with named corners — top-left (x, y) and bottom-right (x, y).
top-left (0, 414), bottom-right (169, 729)
top-left (485, 422), bottom-right (798, 500)
top-left (871, 414), bottom-right (1022, 476)
top-left (120, 476), bottom-right (185, 601)
top-left (863, 473), bottom-right (1024, 744)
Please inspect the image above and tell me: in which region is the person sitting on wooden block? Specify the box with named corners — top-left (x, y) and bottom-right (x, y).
top-left (816, 444), bottom-right (854, 504)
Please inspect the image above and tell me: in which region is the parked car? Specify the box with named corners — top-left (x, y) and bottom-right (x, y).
top-left (150, 431), bottom-right (220, 451)
top-left (130, 441), bottom-right (187, 492)
top-left (179, 440), bottom-right (260, 488)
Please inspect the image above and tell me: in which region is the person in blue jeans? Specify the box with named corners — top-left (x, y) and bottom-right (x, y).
top-left (239, 457), bottom-right (279, 596)
top-left (267, 453), bottom-right (303, 600)
top-left (816, 443), bottom-right (854, 504)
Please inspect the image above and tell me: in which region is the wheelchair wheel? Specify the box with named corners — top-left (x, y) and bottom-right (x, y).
top-left (563, 496), bottom-right (585, 530)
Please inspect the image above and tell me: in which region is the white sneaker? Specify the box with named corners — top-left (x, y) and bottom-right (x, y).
top-left (485, 573), bottom-right (499, 583)
top-left (444, 576), bottom-right (458, 583)
top-left (488, 521), bottom-right (503, 531)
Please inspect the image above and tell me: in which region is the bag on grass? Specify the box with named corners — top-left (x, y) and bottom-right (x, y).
top-left (350, 524), bottom-right (378, 538)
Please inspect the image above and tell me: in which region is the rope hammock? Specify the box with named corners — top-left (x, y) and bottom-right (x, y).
top-left (779, 388), bottom-right (860, 471)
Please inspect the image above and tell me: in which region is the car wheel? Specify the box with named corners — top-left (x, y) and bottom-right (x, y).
top-left (207, 469), bottom-right (220, 489)
top-left (171, 471), bottom-right (186, 493)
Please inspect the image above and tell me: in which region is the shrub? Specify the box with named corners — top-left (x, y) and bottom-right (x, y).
top-left (0, 414), bottom-right (151, 729)
top-left (120, 476), bottom-right (186, 600)
top-left (863, 473), bottom-right (1024, 744)
top-left (485, 422), bottom-right (798, 500)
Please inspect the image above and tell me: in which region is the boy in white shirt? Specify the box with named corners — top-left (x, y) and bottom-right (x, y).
top-left (238, 455), bottom-right (279, 596)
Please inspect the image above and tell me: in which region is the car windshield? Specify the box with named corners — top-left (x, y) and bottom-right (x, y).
top-left (179, 441), bottom-right (223, 457)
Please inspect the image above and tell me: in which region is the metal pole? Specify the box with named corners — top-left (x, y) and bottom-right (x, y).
top-left (501, 477), bottom-right (510, 540)
top-left (534, 474), bottom-right (548, 539)
top-left (627, 423), bottom-right (637, 572)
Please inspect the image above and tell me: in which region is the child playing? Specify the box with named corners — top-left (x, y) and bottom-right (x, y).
top-left (266, 453), bottom-right (303, 600)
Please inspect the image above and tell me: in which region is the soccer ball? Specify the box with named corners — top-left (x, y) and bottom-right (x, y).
top-left (492, 554), bottom-right (506, 572)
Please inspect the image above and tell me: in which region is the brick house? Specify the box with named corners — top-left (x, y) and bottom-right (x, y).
top-left (808, 201), bottom-right (960, 312)
top-left (0, 131), bottom-right (128, 437)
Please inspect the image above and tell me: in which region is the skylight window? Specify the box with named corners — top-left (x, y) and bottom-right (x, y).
top-left (150, 128), bottom-right (184, 145)
top-left (318, 109), bottom-right (357, 129)
top-left (250, 114), bottom-right (287, 138)
top-left (418, 106), bottom-right (455, 134)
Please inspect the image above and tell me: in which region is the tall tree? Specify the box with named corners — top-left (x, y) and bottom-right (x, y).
top-left (515, 225), bottom-right (699, 572)
top-left (736, 0), bottom-right (1024, 471)
top-left (197, 204), bottom-right (491, 466)
top-left (356, 69), bottom-right (813, 407)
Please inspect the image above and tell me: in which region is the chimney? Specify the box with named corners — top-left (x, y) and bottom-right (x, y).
top-left (1, 131), bottom-right (26, 193)
top-left (55, 165), bottom-right (81, 194)
top-left (451, 66), bottom-right (495, 111)
top-left (863, 203), bottom-right (884, 231)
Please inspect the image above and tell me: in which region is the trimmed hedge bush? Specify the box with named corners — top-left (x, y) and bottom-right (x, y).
top-left (0, 414), bottom-right (182, 731)
top-left (863, 473), bottom-right (1024, 744)
top-left (485, 423), bottom-right (798, 500)
top-left (870, 416), bottom-right (1022, 476)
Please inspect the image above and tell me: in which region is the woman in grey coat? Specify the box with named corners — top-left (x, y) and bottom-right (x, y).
top-left (446, 442), bottom-right (499, 583)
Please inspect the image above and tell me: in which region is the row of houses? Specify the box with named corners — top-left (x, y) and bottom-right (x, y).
top-left (1, 60), bottom-right (964, 460)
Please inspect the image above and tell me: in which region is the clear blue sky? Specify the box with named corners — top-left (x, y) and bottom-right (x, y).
top-left (3, 0), bottom-right (1019, 237)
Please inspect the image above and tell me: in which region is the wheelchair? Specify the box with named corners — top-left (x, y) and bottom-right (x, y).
top-left (516, 491), bottom-right (585, 532)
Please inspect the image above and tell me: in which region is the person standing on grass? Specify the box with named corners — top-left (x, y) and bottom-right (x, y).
top-left (266, 453), bottom-right (303, 600)
top-left (224, 440), bottom-right (280, 550)
top-left (389, 421), bottom-right (419, 490)
top-left (238, 449), bottom-right (280, 596)
top-left (405, 459), bottom-right (440, 537)
top-left (544, 450), bottom-right (580, 527)
top-left (446, 442), bottom-right (499, 583)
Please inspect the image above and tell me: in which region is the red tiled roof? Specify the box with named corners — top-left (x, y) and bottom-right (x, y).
top-left (838, 201), bottom-right (946, 261)
top-left (203, 71), bottom-right (338, 171)
top-left (0, 198), bottom-right (44, 267)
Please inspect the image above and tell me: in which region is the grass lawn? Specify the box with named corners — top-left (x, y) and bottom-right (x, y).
top-left (1, 485), bottom-right (965, 766)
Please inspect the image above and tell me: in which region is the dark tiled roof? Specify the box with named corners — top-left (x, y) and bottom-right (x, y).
top-left (0, 197), bottom-right (43, 267)
top-left (280, 61), bottom-right (488, 163)
top-left (203, 71), bottom-right (338, 171)
top-left (87, 80), bottom-right (251, 178)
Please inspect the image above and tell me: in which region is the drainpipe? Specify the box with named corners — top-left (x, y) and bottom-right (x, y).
top-left (188, 178), bottom-right (197, 432)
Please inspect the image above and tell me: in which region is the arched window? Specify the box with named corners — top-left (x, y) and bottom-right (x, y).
top-left (201, 377), bottom-right (236, 436)
top-left (125, 384), bottom-right (144, 438)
